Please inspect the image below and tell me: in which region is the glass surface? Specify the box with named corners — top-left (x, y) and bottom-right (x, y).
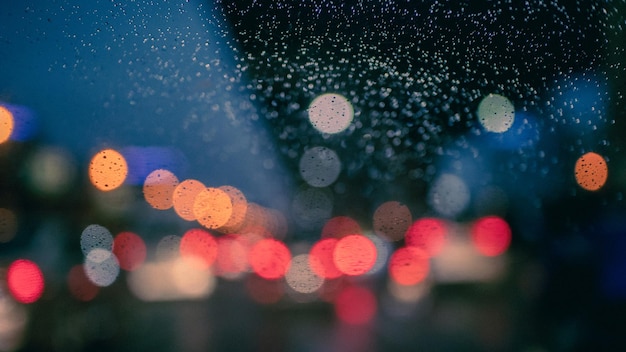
top-left (1, 0), bottom-right (625, 350)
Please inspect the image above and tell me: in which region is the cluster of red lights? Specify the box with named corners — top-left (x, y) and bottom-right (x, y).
top-left (2, 212), bottom-right (512, 328)
top-left (3, 148), bottom-right (514, 328)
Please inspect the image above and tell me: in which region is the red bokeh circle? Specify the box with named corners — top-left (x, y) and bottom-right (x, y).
top-left (470, 216), bottom-right (512, 256)
top-left (7, 259), bottom-right (44, 304)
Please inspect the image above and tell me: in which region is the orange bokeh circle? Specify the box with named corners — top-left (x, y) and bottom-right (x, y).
top-left (574, 152), bottom-right (608, 191)
top-left (88, 149), bottom-right (128, 191)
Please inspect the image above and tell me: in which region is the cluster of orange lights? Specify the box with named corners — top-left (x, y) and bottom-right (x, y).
top-left (142, 168), bottom-right (287, 236)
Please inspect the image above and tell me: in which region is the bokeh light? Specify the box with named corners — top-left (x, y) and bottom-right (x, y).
top-left (143, 169), bottom-right (180, 210)
top-left (470, 216), bottom-right (512, 257)
top-left (0, 208), bottom-right (18, 243)
top-left (84, 248), bottom-right (120, 287)
top-left (334, 285), bottom-right (376, 325)
top-left (193, 187), bottom-right (233, 229)
top-left (237, 202), bottom-right (282, 238)
top-left (80, 224), bottom-right (114, 256)
top-left (88, 148), bottom-right (128, 191)
top-left (431, 231), bottom-right (507, 283)
top-left (372, 201), bottom-right (412, 242)
top-left (171, 257), bottom-right (216, 298)
top-left (179, 228), bottom-right (218, 269)
top-left (127, 258), bottom-right (215, 302)
top-left (113, 231), bottom-right (147, 271)
top-left (405, 218), bottom-right (447, 256)
top-left (388, 247), bottom-right (430, 286)
top-left (428, 173), bottom-right (470, 218)
top-left (7, 259), bottom-right (44, 304)
top-left (67, 265), bottom-right (99, 302)
top-left (248, 238), bottom-right (291, 279)
top-left (217, 185), bottom-right (248, 233)
top-left (333, 234), bottom-right (377, 276)
top-left (172, 179), bottom-right (206, 221)
top-left (24, 147), bottom-right (76, 197)
top-left (307, 93), bottom-right (354, 134)
top-left (309, 238), bottom-right (343, 279)
top-left (321, 216), bottom-right (362, 239)
top-left (215, 234), bottom-right (249, 279)
top-left (285, 254), bottom-right (324, 294)
top-left (477, 93), bottom-right (515, 133)
top-left (0, 106), bottom-right (14, 144)
top-left (299, 146), bottom-right (342, 188)
top-left (574, 152), bottom-right (608, 191)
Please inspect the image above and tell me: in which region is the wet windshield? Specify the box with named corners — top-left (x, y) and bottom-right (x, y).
top-left (1, 0), bottom-right (625, 350)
